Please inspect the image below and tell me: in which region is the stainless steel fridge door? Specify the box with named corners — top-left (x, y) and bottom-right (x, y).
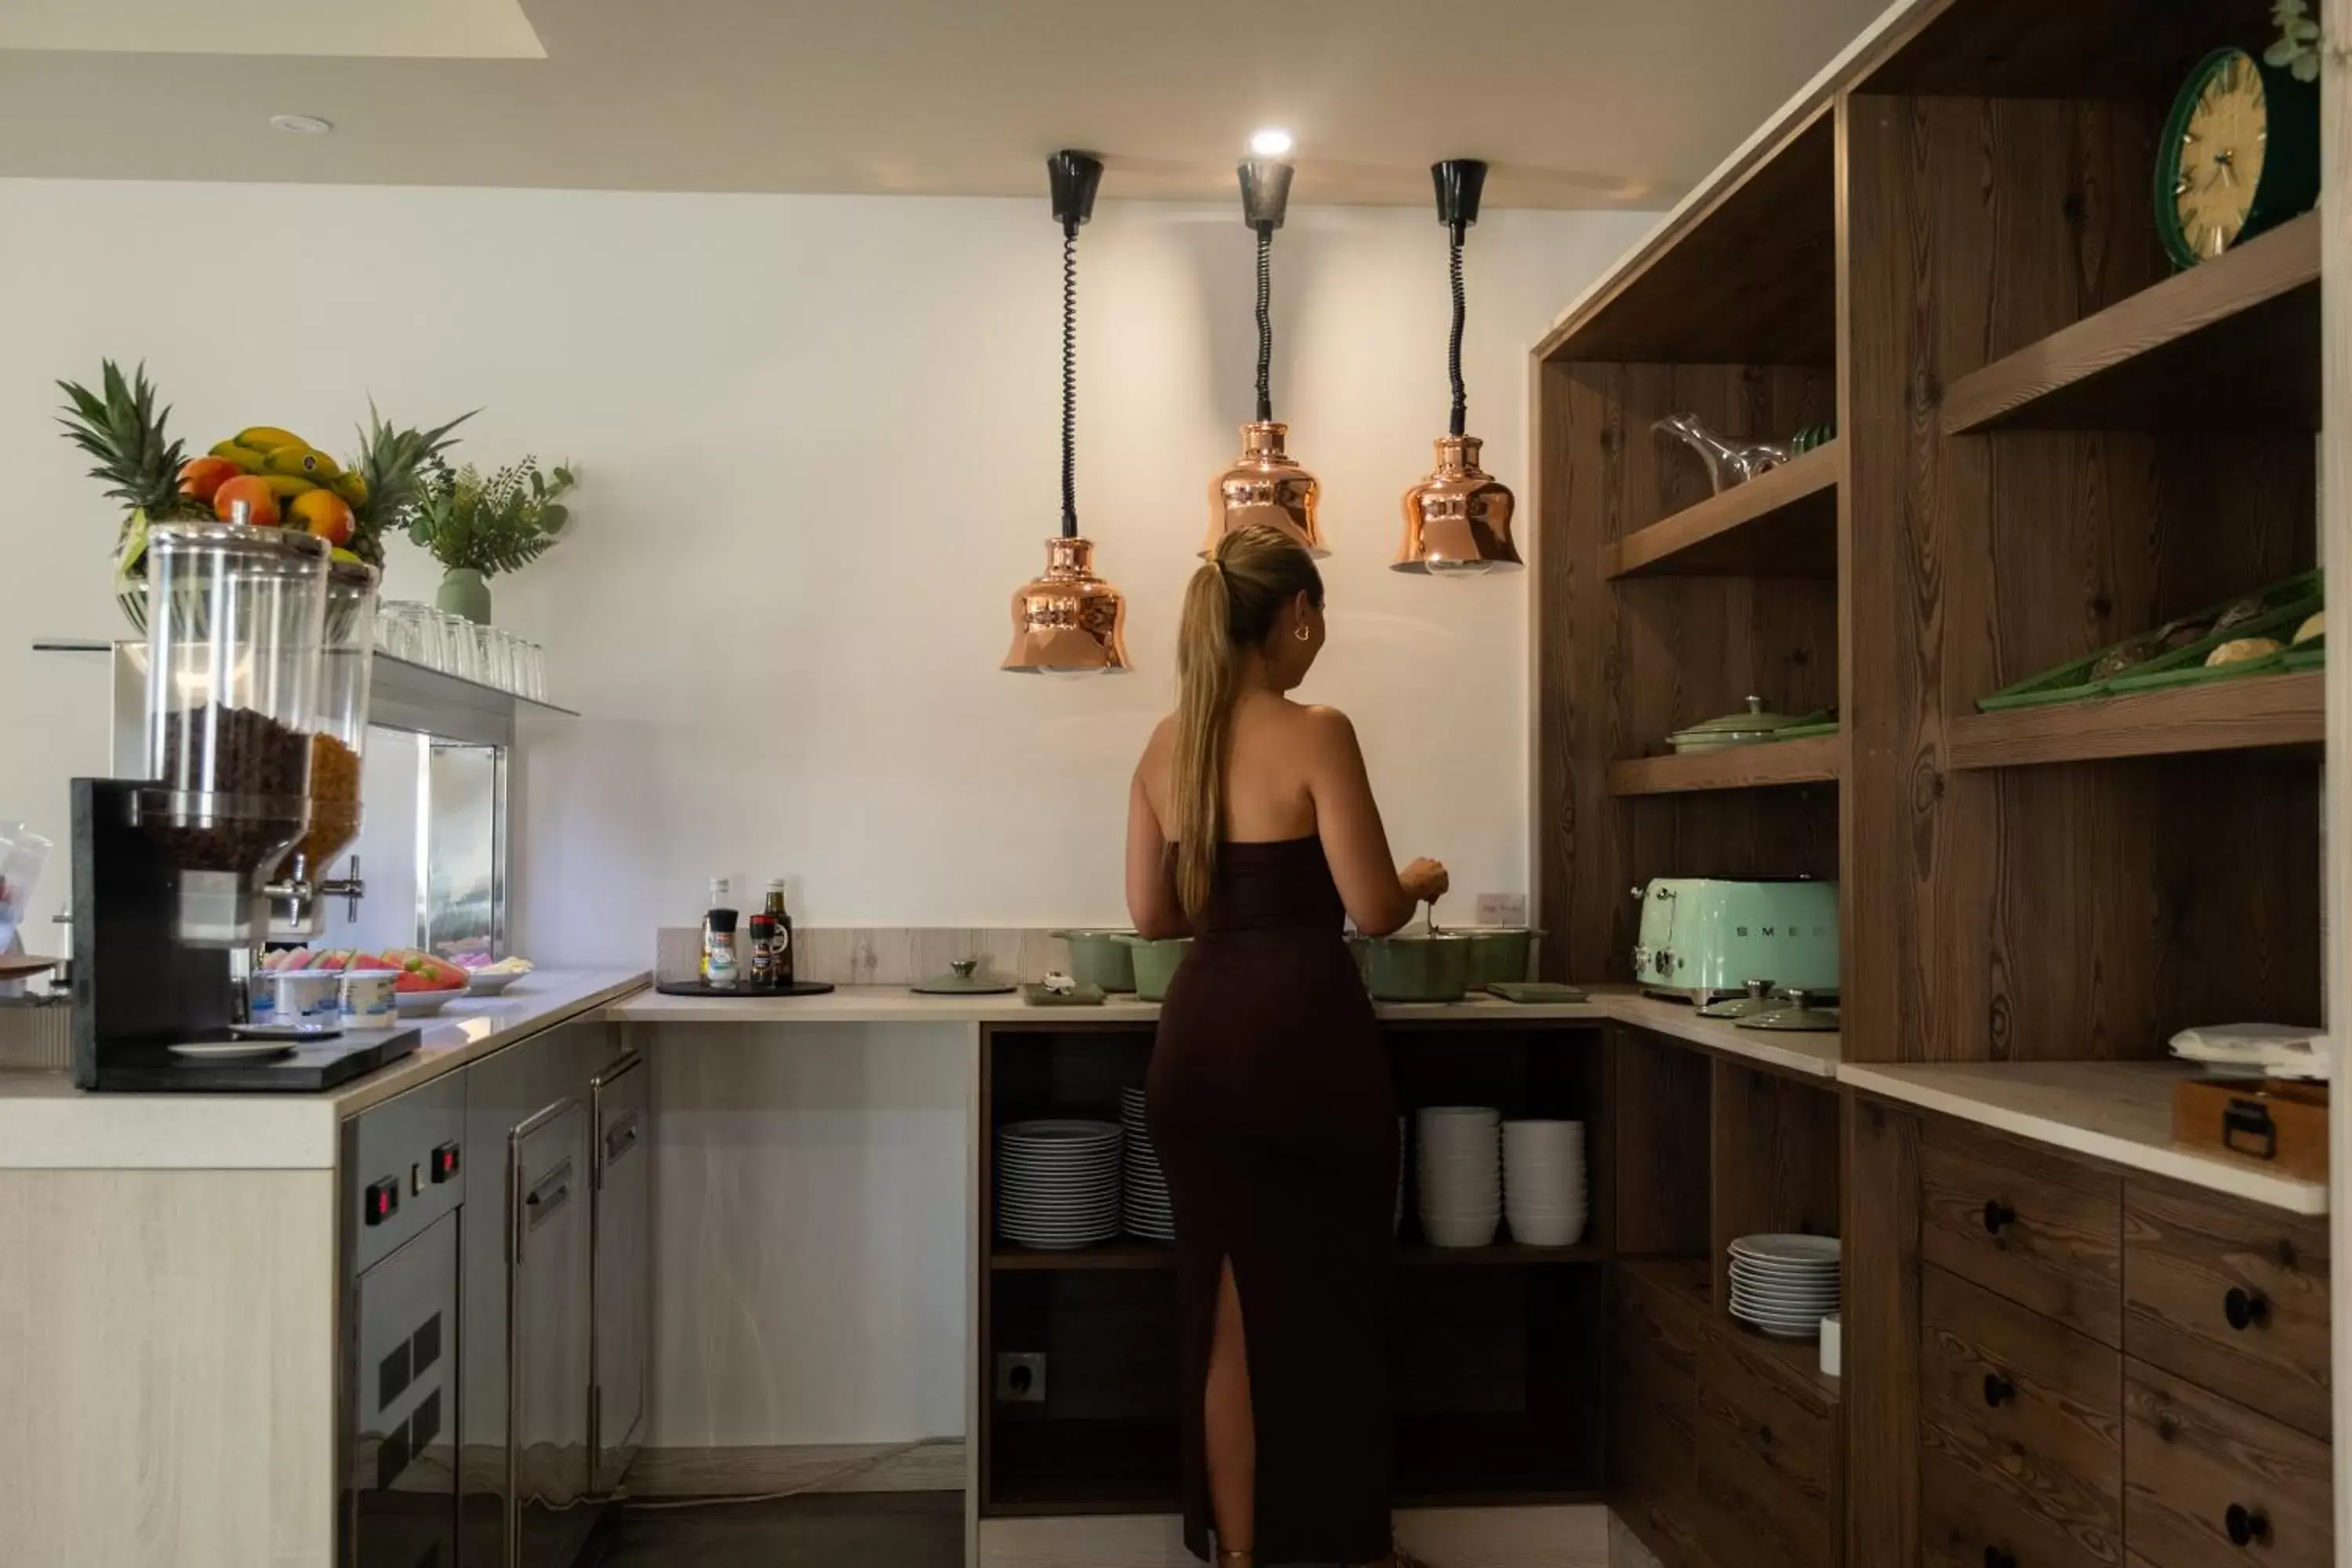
top-left (344, 1209), bottom-right (460, 1568)
top-left (591, 1051), bottom-right (650, 1492)
top-left (510, 1098), bottom-right (592, 1568)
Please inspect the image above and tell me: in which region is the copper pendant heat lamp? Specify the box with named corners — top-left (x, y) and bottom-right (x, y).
top-left (1396, 159), bottom-right (1521, 576)
top-left (1204, 155), bottom-right (1325, 557)
top-left (1004, 151), bottom-right (1130, 674)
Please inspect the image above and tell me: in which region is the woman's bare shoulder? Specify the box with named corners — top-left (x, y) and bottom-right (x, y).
top-left (1285, 702), bottom-right (1359, 750)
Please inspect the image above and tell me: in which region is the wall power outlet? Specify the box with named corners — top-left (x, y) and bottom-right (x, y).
top-left (995, 1352), bottom-right (1047, 1403)
top-left (1476, 892), bottom-right (1529, 926)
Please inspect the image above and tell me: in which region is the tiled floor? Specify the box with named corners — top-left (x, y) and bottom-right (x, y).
top-left (585, 1490), bottom-right (964, 1567)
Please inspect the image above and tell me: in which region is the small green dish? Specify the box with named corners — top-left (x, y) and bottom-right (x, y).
top-left (1022, 982), bottom-right (1105, 1007)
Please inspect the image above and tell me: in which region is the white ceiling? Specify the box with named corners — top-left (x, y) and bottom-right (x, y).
top-left (0, 0), bottom-right (1887, 207)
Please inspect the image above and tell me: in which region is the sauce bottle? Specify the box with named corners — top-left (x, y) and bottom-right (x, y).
top-left (702, 877), bottom-right (739, 987)
top-left (764, 878), bottom-right (794, 987)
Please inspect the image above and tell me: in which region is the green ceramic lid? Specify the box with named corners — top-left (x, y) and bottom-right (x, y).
top-left (1669, 695), bottom-right (1806, 744)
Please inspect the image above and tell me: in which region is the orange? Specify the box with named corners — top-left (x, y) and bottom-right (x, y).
top-left (289, 488), bottom-right (354, 546)
top-left (212, 474), bottom-right (281, 527)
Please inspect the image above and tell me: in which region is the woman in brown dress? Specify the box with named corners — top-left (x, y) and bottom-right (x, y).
top-left (1128, 524), bottom-right (1449, 1568)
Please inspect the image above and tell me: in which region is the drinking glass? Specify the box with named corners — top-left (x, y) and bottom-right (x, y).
top-left (437, 613), bottom-right (478, 681)
top-left (387, 601), bottom-right (434, 664)
top-left (471, 625), bottom-right (510, 691)
top-left (524, 642), bottom-right (548, 703)
top-left (497, 630), bottom-right (528, 694)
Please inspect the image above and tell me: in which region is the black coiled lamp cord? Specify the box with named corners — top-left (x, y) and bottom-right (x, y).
top-left (1448, 223), bottom-right (1468, 437)
top-left (1060, 225), bottom-right (1079, 537)
top-left (1254, 226), bottom-right (1274, 423)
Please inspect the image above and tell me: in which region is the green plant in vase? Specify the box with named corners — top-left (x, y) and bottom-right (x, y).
top-left (408, 456), bottom-right (576, 623)
top-left (343, 403), bottom-right (474, 569)
top-left (55, 361), bottom-right (212, 632)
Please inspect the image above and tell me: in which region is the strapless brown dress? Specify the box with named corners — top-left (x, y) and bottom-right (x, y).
top-left (1145, 836), bottom-right (1398, 1565)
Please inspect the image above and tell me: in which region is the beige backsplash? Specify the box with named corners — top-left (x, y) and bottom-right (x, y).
top-left (654, 927), bottom-right (1076, 986)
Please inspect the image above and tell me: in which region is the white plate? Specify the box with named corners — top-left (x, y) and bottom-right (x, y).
top-left (1730, 1302), bottom-right (1835, 1325)
top-left (1001, 1119), bottom-right (1121, 1140)
top-left (170, 1039), bottom-right (298, 1060)
top-left (1730, 1261), bottom-right (1838, 1282)
top-left (227, 1021), bottom-right (342, 1041)
top-left (395, 989), bottom-right (463, 1017)
top-left (468, 970), bottom-right (525, 996)
top-left (1728, 1234), bottom-right (1841, 1265)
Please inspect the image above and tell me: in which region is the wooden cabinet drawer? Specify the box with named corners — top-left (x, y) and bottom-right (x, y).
top-left (2123, 1179), bottom-right (2330, 1443)
top-left (1694, 1326), bottom-right (1837, 1568)
top-left (1614, 1265), bottom-right (1704, 1412)
top-left (1922, 1446), bottom-right (2111, 1568)
top-left (2124, 1358), bottom-right (2332, 1568)
top-left (1921, 1120), bottom-right (2121, 1342)
top-left (1919, 1264), bottom-right (2122, 1566)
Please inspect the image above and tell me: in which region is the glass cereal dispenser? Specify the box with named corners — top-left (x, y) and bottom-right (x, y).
top-left (269, 556), bottom-right (380, 937)
top-left (139, 522), bottom-right (330, 944)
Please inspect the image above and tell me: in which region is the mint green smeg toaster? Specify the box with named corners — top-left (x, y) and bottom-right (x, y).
top-left (1632, 877), bottom-right (1838, 1004)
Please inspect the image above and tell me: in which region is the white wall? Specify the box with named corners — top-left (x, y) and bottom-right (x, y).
top-left (0, 179), bottom-right (1653, 956)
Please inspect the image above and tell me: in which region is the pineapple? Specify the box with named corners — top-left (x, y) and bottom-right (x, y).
top-left (344, 403), bottom-right (474, 568)
top-left (56, 360), bottom-right (209, 572)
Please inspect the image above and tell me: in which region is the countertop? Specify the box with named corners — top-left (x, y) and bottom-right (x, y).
top-left (1839, 1058), bottom-right (2328, 1215)
top-left (0, 967), bottom-right (647, 1171)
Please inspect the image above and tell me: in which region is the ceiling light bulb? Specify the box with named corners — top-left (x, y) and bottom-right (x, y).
top-left (270, 114), bottom-right (333, 135)
top-left (1249, 129), bottom-right (1294, 157)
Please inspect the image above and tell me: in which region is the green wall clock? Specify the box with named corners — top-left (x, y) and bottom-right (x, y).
top-left (2155, 45), bottom-right (2320, 269)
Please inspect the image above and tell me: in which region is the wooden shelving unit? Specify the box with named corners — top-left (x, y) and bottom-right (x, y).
top-left (1941, 211), bottom-right (2321, 433)
top-left (1947, 671), bottom-right (2323, 769)
top-left (1533, 9), bottom-right (2327, 1559)
top-left (991, 1239), bottom-right (1606, 1272)
top-left (989, 1243), bottom-right (1172, 1272)
top-left (1606, 736), bottom-right (1840, 797)
top-left (1602, 441), bottom-right (1840, 579)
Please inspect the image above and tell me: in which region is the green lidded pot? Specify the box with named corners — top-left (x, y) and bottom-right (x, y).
top-left (1453, 926), bottom-right (1541, 989)
top-left (1052, 929), bottom-right (1137, 993)
top-left (1117, 935), bottom-right (1192, 1002)
top-left (1354, 931), bottom-right (1472, 1003)
top-left (1666, 695), bottom-right (1815, 753)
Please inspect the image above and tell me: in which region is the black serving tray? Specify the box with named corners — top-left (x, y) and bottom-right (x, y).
top-left (654, 980), bottom-right (836, 997)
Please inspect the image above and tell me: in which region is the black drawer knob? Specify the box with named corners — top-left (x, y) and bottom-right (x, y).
top-left (1982, 1372), bottom-right (2016, 1407)
top-left (2225, 1504), bottom-right (2270, 1547)
top-left (1982, 1200), bottom-right (2016, 1234)
top-left (1984, 1547), bottom-right (2016, 1568)
top-left (2223, 1287), bottom-right (2270, 1330)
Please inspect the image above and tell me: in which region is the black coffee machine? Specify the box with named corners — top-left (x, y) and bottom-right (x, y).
top-left (71, 522), bottom-right (417, 1093)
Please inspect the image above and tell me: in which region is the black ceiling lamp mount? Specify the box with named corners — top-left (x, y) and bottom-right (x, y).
top-left (1395, 157), bottom-right (1522, 576)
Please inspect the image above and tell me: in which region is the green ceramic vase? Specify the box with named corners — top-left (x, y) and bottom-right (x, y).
top-left (436, 567), bottom-right (492, 624)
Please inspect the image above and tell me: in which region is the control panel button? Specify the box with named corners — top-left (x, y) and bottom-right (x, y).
top-left (364, 1177), bottom-right (399, 1226)
top-left (430, 1141), bottom-right (461, 1184)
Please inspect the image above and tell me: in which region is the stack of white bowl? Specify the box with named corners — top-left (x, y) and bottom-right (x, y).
top-left (1502, 1120), bottom-right (1588, 1247)
top-left (1729, 1233), bottom-right (1841, 1339)
top-left (996, 1119), bottom-right (1122, 1250)
top-left (1120, 1087), bottom-right (1174, 1242)
top-left (1416, 1106), bottom-right (1502, 1247)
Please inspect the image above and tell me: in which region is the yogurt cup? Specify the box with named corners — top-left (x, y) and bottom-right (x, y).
top-left (339, 970), bottom-right (397, 1029)
top-left (272, 970), bottom-right (341, 1029)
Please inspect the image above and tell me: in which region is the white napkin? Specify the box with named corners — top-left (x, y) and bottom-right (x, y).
top-left (2169, 1022), bottom-right (2332, 1082)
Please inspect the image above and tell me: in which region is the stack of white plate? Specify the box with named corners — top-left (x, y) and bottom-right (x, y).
top-left (996, 1119), bottom-right (1122, 1250)
top-left (1729, 1233), bottom-right (1841, 1339)
top-left (1120, 1088), bottom-right (1174, 1242)
top-left (1502, 1120), bottom-right (1588, 1247)
top-left (1416, 1106), bottom-right (1501, 1247)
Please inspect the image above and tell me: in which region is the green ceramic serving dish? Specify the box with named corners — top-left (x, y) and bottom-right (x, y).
top-left (1976, 568), bottom-right (2323, 711)
top-left (1116, 935), bottom-right (1192, 1001)
top-left (1052, 928), bottom-right (1138, 993)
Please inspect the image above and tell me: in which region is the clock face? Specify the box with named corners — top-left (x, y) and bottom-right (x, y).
top-left (2171, 49), bottom-right (2270, 260)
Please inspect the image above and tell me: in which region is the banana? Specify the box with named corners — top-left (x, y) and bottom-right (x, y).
top-left (235, 426), bottom-right (307, 452)
top-left (262, 445), bottom-right (342, 480)
top-left (209, 440), bottom-right (267, 472)
top-left (330, 471), bottom-right (370, 507)
top-left (258, 474), bottom-right (321, 500)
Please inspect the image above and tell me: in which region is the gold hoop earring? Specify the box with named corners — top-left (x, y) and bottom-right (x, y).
top-left (1294, 624), bottom-right (1312, 643)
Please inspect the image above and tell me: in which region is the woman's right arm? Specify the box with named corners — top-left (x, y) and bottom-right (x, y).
top-left (1301, 707), bottom-right (1446, 936)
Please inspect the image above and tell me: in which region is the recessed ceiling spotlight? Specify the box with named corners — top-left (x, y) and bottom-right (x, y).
top-left (270, 114), bottom-right (333, 136)
top-left (1248, 129), bottom-right (1293, 157)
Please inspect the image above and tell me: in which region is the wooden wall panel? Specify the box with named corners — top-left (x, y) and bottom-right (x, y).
top-left (1840, 94), bottom-right (2318, 1063)
top-left (1842, 1093), bottom-right (1922, 1568)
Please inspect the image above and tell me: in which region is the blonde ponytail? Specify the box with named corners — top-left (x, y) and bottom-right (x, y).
top-left (1169, 524), bottom-right (1325, 921)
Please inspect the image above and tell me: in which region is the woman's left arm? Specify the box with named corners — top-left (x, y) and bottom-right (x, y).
top-left (1125, 760), bottom-right (1188, 939)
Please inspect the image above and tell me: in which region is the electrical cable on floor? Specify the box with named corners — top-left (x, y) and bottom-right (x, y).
top-left (620, 1436), bottom-right (961, 1512)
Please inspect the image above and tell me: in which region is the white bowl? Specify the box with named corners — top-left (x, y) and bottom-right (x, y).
top-left (467, 969), bottom-right (525, 996)
top-left (394, 988), bottom-right (463, 1017)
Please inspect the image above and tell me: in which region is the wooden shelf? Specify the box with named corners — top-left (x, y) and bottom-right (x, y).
top-left (1606, 737), bottom-right (1839, 797)
top-left (1947, 671), bottom-right (2322, 770)
top-left (989, 1242), bottom-right (1173, 1271)
top-left (1942, 212), bottom-right (2320, 434)
top-left (1538, 111), bottom-right (1835, 365)
top-left (1398, 1240), bottom-right (1606, 1267)
top-left (993, 1240), bottom-right (1606, 1270)
top-left (1722, 1316), bottom-right (1842, 1412)
top-left (1604, 442), bottom-right (1839, 579)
